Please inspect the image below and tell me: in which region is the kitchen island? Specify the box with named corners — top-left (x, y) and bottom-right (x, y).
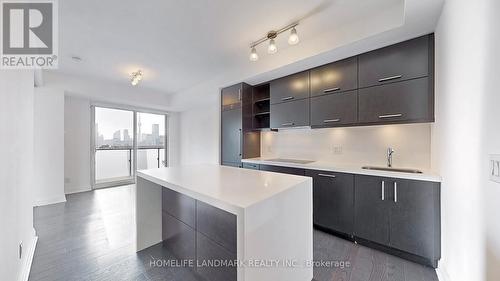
top-left (136, 164), bottom-right (313, 281)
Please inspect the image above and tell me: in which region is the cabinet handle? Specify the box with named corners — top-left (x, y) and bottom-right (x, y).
top-left (281, 122), bottom-right (294, 126)
top-left (323, 87), bottom-right (340, 93)
top-left (378, 75), bottom-right (402, 82)
top-left (281, 96), bottom-right (294, 101)
top-left (318, 173), bottom-right (336, 178)
top-left (381, 180), bottom-right (385, 201)
top-left (239, 129), bottom-right (242, 156)
top-left (323, 118), bottom-right (341, 123)
top-left (378, 113), bottom-right (403, 119)
top-left (394, 182), bottom-right (398, 203)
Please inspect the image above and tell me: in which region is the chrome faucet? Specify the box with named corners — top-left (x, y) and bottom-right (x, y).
top-left (387, 147), bottom-right (395, 167)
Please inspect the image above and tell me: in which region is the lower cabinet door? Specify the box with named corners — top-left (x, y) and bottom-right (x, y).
top-left (354, 175), bottom-right (390, 246)
top-left (162, 211), bottom-right (196, 261)
top-left (196, 233), bottom-right (237, 281)
top-left (242, 162), bottom-right (259, 170)
top-left (306, 170), bottom-right (354, 235)
top-left (389, 179), bottom-right (440, 260)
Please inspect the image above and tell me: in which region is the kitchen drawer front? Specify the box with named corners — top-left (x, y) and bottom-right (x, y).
top-left (358, 77), bottom-right (430, 124)
top-left (221, 84), bottom-right (242, 111)
top-left (162, 211), bottom-right (196, 261)
top-left (259, 164), bottom-right (305, 176)
top-left (310, 57), bottom-right (358, 97)
top-left (242, 162), bottom-right (259, 170)
top-left (270, 71), bottom-right (310, 104)
top-left (196, 201), bottom-right (237, 254)
top-left (359, 35), bottom-right (430, 88)
top-left (196, 232), bottom-right (237, 281)
top-left (270, 99), bottom-right (310, 128)
top-left (310, 90), bottom-right (358, 127)
top-left (162, 188), bottom-right (196, 228)
top-left (306, 170), bottom-right (354, 235)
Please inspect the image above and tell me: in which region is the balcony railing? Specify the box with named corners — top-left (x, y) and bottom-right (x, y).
top-left (95, 146), bottom-right (166, 181)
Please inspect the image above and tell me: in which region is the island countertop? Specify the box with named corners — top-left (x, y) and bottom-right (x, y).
top-left (137, 164), bottom-right (312, 214)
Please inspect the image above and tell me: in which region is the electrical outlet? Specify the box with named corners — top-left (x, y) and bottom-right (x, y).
top-left (490, 155), bottom-right (500, 183)
top-left (333, 145), bottom-right (343, 155)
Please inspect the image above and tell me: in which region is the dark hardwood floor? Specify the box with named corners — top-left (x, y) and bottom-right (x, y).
top-left (29, 185), bottom-right (438, 281)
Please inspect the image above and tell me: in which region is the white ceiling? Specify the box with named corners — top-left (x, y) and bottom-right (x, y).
top-left (53, 0), bottom-right (443, 110)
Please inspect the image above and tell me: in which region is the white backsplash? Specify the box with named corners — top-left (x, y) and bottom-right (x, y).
top-left (260, 123), bottom-right (432, 170)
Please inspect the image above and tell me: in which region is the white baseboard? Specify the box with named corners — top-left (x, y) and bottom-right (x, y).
top-left (19, 235), bottom-right (38, 281)
top-left (436, 265), bottom-right (451, 281)
top-left (65, 186), bottom-right (91, 194)
top-left (34, 195), bottom-right (66, 206)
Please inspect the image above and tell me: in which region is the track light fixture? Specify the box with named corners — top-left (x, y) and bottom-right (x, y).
top-left (130, 70), bottom-right (143, 86)
top-left (249, 23), bottom-right (300, 61)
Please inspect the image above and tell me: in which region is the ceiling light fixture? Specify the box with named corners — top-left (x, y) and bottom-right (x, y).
top-left (249, 46), bottom-right (259, 61)
top-left (288, 27), bottom-right (299, 45)
top-left (130, 70), bottom-right (143, 86)
top-left (249, 22), bottom-right (299, 62)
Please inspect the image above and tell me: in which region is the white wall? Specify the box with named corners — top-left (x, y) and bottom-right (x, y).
top-left (262, 123), bottom-right (431, 169)
top-left (34, 87), bottom-right (66, 205)
top-left (482, 0), bottom-right (500, 279)
top-left (0, 70), bottom-right (37, 281)
top-left (432, 0), bottom-right (497, 280)
top-left (179, 106), bottom-right (219, 165)
top-left (64, 96), bottom-right (92, 194)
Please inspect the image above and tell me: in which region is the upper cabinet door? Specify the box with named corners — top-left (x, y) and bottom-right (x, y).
top-left (358, 35), bottom-right (430, 88)
top-left (221, 84), bottom-right (242, 111)
top-left (270, 99), bottom-right (310, 129)
top-left (310, 57), bottom-right (358, 97)
top-left (270, 71), bottom-right (310, 104)
top-left (310, 90), bottom-right (358, 128)
top-left (358, 77), bottom-right (430, 124)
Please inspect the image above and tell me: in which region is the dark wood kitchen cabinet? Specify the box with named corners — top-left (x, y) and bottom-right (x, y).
top-left (221, 108), bottom-right (242, 165)
top-left (259, 164), bottom-right (305, 176)
top-left (221, 84), bottom-right (243, 111)
top-left (354, 175), bottom-right (390, 246)
top-left (220, 83), bottom-right (260, 167)
top-left (270, 99), bottom-right (310, 128)
top-left (358, 77), bottom-right (431, 125)
top-left (310, 90), bottom-right (358, 128)
top-left (358, 35), bottom-right (432, 88)
top-left (354, 174), bottom-right (441, 267)
top-left (306, 170), bottom-right (354, 236)
top-left (310, 57), bottom-right (358, 97)
top-left (270, 71), bottom-right (310, 104)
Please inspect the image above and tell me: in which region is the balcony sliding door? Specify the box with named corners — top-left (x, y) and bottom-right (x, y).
top-left (91, 106), bottom-right (167, 189)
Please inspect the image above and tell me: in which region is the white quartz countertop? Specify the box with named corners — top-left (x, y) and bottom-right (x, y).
top-left (242, 158), bottom-right (441, 182)
top-left (137, 164), bottom-right (312, 213)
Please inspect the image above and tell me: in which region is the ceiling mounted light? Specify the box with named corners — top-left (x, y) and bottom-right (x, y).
top-left (248, 23), bottom-right (299, 61)
top-left (268, 39), bottom-right (277, 54)
top-left (130, 70), bottom-right (143, 86)
top-left (288, 27), bottom-right (299, 45)
top-left (249, 46), bottom-right (259, 61)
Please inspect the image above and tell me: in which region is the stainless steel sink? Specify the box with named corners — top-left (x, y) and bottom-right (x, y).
top-left (362, 166), bottom-right (423, 174)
